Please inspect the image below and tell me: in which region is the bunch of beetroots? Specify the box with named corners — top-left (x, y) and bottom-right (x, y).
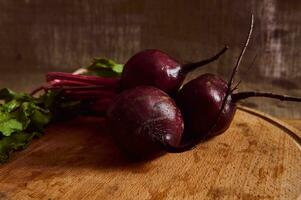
top-left (37, 14), bottom-right (301, 159)
top-left (32, 43), bottom-right (228, 117)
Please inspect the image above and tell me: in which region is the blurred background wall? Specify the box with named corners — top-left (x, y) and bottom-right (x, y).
top-left (0, 0), bottom-right (300, 118)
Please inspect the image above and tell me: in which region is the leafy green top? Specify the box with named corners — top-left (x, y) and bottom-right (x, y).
top-left (83, 58), bottom-right (123, 77)
top-left (0, 89), bottom-right (51, 163)
top-left (0, 58), bottom-right (123, 163)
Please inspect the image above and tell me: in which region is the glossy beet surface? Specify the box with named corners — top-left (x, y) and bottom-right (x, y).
top-left (176, 73), bottom-right (236, 140)
top-left (120, 49), bottom-right (184, 95)
top-left (107, 86), bottom-right (184, 158)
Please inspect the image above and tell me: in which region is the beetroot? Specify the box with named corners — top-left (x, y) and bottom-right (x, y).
top-left (175, 15), bottom-right (301, 146)
top-left (106, 86), bottom-right (184, 158)
top-left (120, 47), bottom-right (228, 94)
top-left (176, 73), bottom-right (236, 141)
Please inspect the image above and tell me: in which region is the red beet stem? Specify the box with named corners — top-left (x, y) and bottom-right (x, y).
top-left (46, 85), bottom-right (117, 91)
top-left (47, 72), bottom-right (120, 87)
top-left (232, 91), bottom-right (301, 103)
top-left (181, 45), bottom-right (229, 73)
top-left (49, 79), bottom-right (96, 87)
top-left (31, 82), bottom-right (117, 96)
top-left (30, 86), bottom-right (45, 96)
top-left (63, 90), bottom-right (117, 100)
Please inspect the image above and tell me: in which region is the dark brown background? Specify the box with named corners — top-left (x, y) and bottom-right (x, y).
top-left (0, 0), bottom-right (300, 118)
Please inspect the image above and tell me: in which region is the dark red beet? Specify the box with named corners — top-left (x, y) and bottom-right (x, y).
top-left (172, 15), bottom-right (255, 145)
top-left (176, 73), bottom-right (236, 140)
top-left (107, 86), bottom-right (184, 158)
top-left (174, 14), bottom-right (301, 147)
top-left (176, 72), bottom-right (301, 143)
top-left (120, 47), bottom-right (228, 94)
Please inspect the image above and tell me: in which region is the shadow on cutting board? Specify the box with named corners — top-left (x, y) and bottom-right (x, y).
top-left (5, 117), bottom-right (156, 171)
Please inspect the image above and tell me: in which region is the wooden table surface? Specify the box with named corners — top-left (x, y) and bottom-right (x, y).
top-left (0, 107), bottom-right (300, 200)
top-left (283, 119), bottom-right (301, 131)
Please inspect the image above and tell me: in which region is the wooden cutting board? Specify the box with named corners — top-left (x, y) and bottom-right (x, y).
top-left (0, 106), bottom-right (300, 200)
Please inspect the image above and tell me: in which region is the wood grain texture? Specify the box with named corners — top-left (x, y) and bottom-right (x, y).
top-left (282, 119), bottom-right (301, 131)
top-left (0, 108), bottom-right (300, 200)
top-left (0, 0), bottom-right (300, 118)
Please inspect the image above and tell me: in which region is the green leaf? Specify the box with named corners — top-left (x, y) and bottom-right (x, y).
top-left (0, 88), bottom-right (52, 163)
top-left (11, 107), bottom-right (30, 130)
top-left (2, 99), bottom-right (21, 112)
top-left (83, 58), bottom-right (124, 77)
top-left (30, 109), bottom-right (51, 131)
top-left (0, 56), bottom-right (123, 163)
top-left (40, 90), bottom-right (59, 109)
top-left (0, 112), bottom-right (23, 136)
top-left (0, 88), bottom-right (34, 102)
top-left (0, 88), bottom-right (17, 101)
top-left (0, 131), bottom-right (40, 163)
top-left (20, 102), bottom-right (35, 117)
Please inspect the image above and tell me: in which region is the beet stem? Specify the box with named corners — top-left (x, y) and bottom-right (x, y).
top-left (47, 72), bottom-right (120, 86)
top-left (232, 52), bottom-right (258, 91)
top-left (232, 91), bottom-right (301, 103)
top-left (30, 86), bottom-right (45, 96)
top-left (50, 79), bottom-right (96, 87)
top-left (181, 45), bottom-right (229, 73)
top-left (47, 85), bottom-right (116, 91)
top-left (205, 14), bottom-right (254, 139)
top-left (227, 15), bottom-right (254, 90)
top-left (63, 90), bottom-right (117, 98)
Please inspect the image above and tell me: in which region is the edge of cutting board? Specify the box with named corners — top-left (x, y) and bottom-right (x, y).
top-left (237, 105), bottom-right (301, 149)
